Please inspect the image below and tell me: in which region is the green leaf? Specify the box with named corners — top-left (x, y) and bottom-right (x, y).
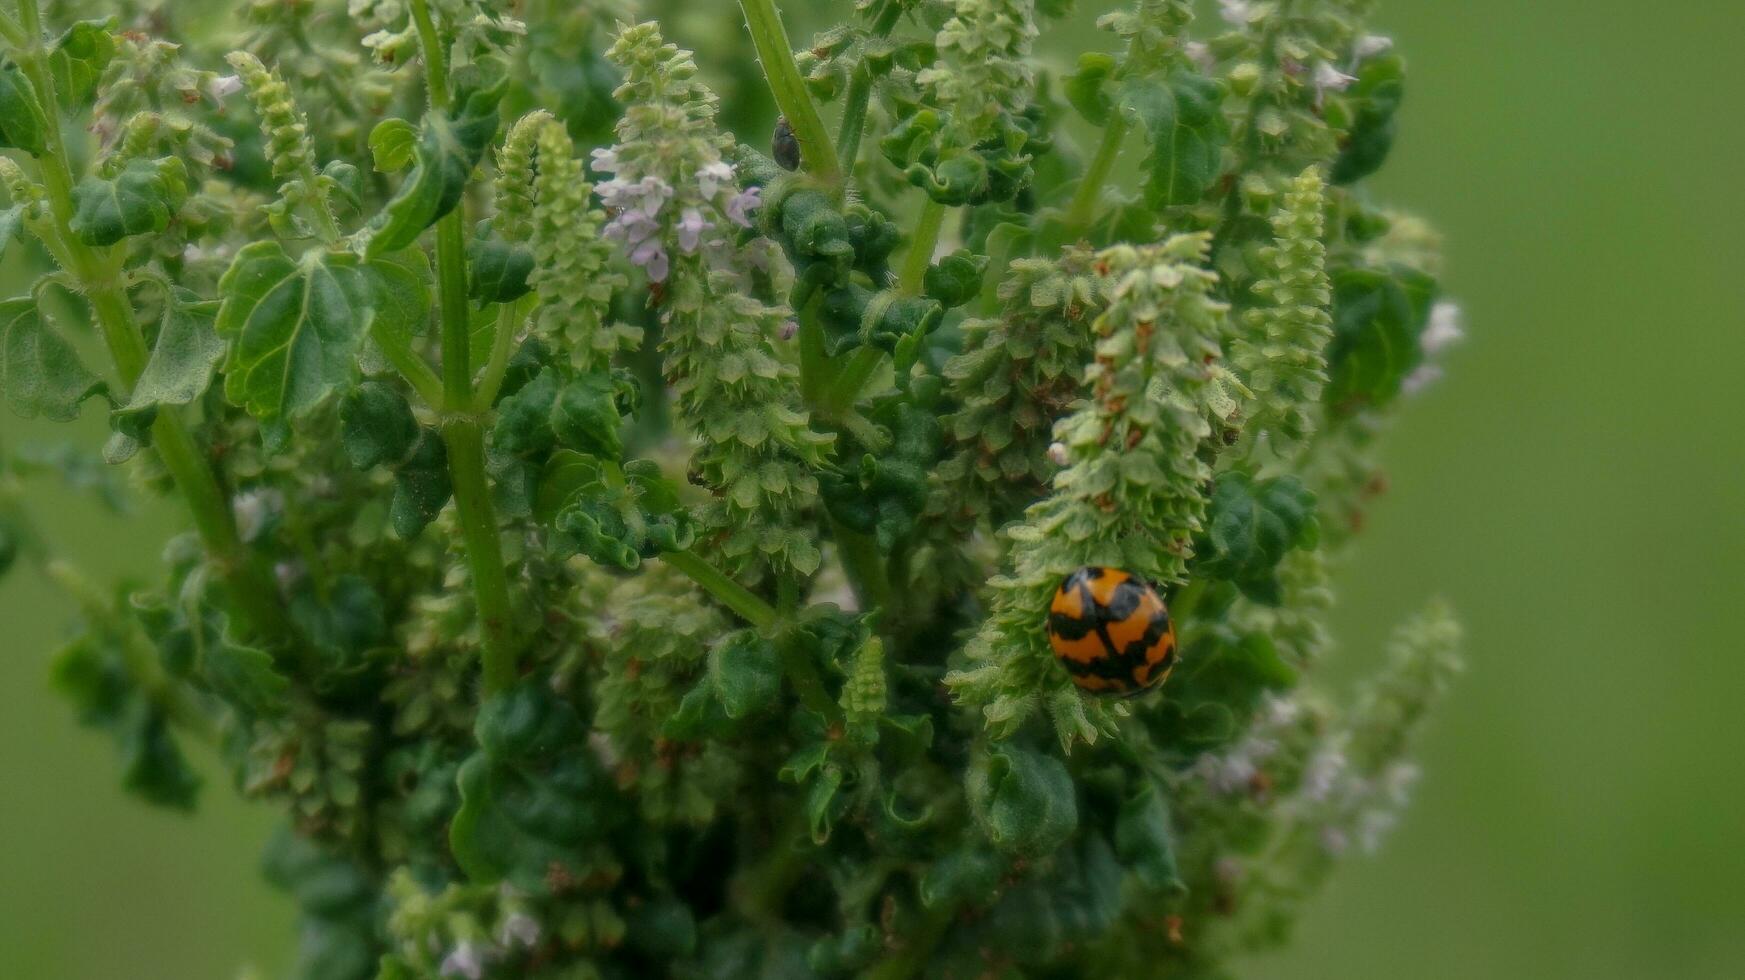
top-left (709, 630), bottom-right (781, 720)
top-left (359, 247), bottom-right (432, 362)
top-left (1146, 626), bottom-right (1296, 749)
top-left (339, 380), bottom-right (419, 470)
top-left (1326, 264), bottom-right (1437, 411)
top-left (216, 241), bottom-right (376, 423)
top-left (389, 429), bottom-right (452, 539)
top-left (109, 294), bottom-right (224, 455)
top-left (69, 158), bottom-right (187, 246)
top-left (468, 237), bottom-right (534, 304)
top-left (1121, 72), bottom-right (1227, 208)
top-left (450, 681), bottom-right (614, 890)
top-left (1195, 472), bottom-right (1320, 604)
top-left (966, 745), bottom-right (1078, 858)
top-left (361, 76), bottom-right (505, 257)
top-left (1064, 52), bottom-right (1117, 126)
top-left (0, 298), bottom-right (105, 421)
top-left (49, 19), bottom-right (118, 109)
top-left (0, 63), bottom-right (49, 157)
top-left (368, 117), bottom-right (419, 173)
top-left (551, 373), bottom-right (623, 459)
top-left (51, 629), bottom-right (201, 810)
top-left (1332, 54), bottom-right (1406, 185)
top-left (1114, 779), bottom-right (1183, 893)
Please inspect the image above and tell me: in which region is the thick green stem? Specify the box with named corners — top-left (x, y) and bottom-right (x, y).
top-left (411, 0), bottom-right (520, 694)
top-left (1066, 113), bottom-right (1130, 233)
top-left (897, 198), bottom-right (947, 296)
top-left (660, 549), bottom-right (779, 630)
top-left (473, 297), bottom-right (528, 410)
top-left (12, 5), bottom-right (298, 658)
top-left (441, 418), bottom-right (518, 692)
top-left (822, 347), bottom-right (884, 416)
top-left (830, 517), bottom-right (893, 621)
top-left (740, 0), bottom-right (841, 187)
top-left (833, 1), bottom-right (905, 174)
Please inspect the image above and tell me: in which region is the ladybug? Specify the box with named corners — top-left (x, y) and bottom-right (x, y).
top-left (1047, 567), bottom-right (1177, 695)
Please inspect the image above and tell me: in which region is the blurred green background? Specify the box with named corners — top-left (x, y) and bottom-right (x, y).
top-left (3, 1), bottom-right (1742, 977)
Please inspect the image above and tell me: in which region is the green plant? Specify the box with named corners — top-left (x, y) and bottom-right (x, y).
top-left (0, 0), bottom-right (1463, 976)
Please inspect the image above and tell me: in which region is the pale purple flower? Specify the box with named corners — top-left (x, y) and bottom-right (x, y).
top-left (1047, 442), bottom-right (1070, 466)
top-left (232, 488), bottom-right (283, 543)
top-left (696, 160), bottom-right (736, 199)
top-left (439, 942), bottom-right (486, 980)
top-left (1421, 301), bottom-right (1465, 355)
top-left (725, 186), bottom-right (762, 228)
top-left (589, 146), bottom-right (621, 175)
top-left (1357, 808), bottom-right (1400, 854)
top-left (677, 207), bottom-right (711, 253)
top-left (498, 913), bottom-right (541, 949)
top-left (630, 238), bottom-right (670, 282)
top-left (778, 319), bottom-right (800, 341)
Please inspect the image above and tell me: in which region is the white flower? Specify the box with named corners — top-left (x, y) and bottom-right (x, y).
top-left (589, 146), bottom-right (621, 175)
top-left (1356, 35), bottom-right (1395, 59)
top-left (1357, 808), bottom-right (1400, 854)
top-left (778, 319), bottom-right (800, 341)
top-left (1219, 0), bottom-right (1254, 25)
top-left (232, 488), bottom-right (283, 543)
top-left (1046, 442), bottom-right (1070, 466)
top-left (439, 942), bottom-right (486, 980)
top-left (1421, 301), bottom-right (1465, 355)
top-left (1401, 363), bottom-right (1444, 396)
top-left (497, 913), bottom-right (541, 949)
top-left (1314, 62), bottom-right (1358, 95)
top-left (695, 160), bottom-right (736, 199)
top-left (1184, 41), bottom-right (1214, 72)
top-left (208, 75), bottom-right (243, 100)
top-left (1301, 742), bottom-right (1349, 804)
top-left (1320, 825), bottom-right (1350, 856)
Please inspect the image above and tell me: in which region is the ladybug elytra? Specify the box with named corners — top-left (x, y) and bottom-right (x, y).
top-left (1047, 566), bottom-right (1177, 695)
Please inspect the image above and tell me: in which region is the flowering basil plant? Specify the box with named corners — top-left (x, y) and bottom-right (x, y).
top-left (0, 0), bottom-right (1463, 976)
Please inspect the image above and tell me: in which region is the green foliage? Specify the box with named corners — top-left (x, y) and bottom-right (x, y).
top-left (1, 299), bottom-right (105, 421)
top-left (0, 1), bottom-right (1461, 975)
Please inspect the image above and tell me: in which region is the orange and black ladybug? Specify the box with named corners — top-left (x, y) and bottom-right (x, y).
top-left (1047, 566), bottom-right (1177, 695)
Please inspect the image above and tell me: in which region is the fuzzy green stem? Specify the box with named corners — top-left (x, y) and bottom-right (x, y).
top-left (372, 327), bottom-right (445, 408)
top-left (412, 0), bottom-right (520, 693)
top-left (473, 297), bottom-right (528, 410)
top-left (833, 1), bottom-right (905, 174)
top-left (660, 549), bottom-right (779, 630)
top-left (739, 0), bottom-right (841, 187)
top-left (796, 295), bottom-right (831, 410)
top-left (1066, 113), bottom-right (1130, 232)
top-left (778, 634), bottom-right (840, 720)
top-left (822, 347), bottom-right (884, 416)
top-left (440, 417), bottom-right (518, 692)
top-left (897, 198), bottom-right (947, 296)
top-left (12, 6), bottom-right (299, 660)
top-left (0, 7), bottom-right (27, 48)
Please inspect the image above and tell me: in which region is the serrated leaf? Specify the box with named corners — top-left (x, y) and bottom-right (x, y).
top-left (0, 298), bottom-right (105, 421)
top-left (0, 63), bottom-right (49, 157)
top-left (1121, 72), bottom-right (1227, 208)
top-left (389, 429), bottom-right (451, 538)
top-left (49, 19), bottom-right (118, 109)
top-left (360, 247), bottom-right (432, 359)
top-left (966, 745), bottom-right (1078, 858)
top-left (339, 380), bottom-right (419, 470)
top-left (1332, 54), bottom-right (1406, 185)
top-left (1065, 51), bottom-right (1116, 126)
top-left (69, 158), bottom-right (186, 246)
top-left (1326, 264), bottom-right (1436, 411)
top-left (110, 293), bottom-right (224, 453)
top-left (361, 77), bottom-right (504, 257)
top-left (216, 241), bottom-right (375, 422)
top-left (468, 237), bottom-right (533, 304)
top-left (709, 631), bottom-right (781, 720)
top-left (368, 117), bottom-right (419, 173)
top-left (450, 682), bottom-right (613, 890)
top-left (1196, 471), bottom-right (1319, 604)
